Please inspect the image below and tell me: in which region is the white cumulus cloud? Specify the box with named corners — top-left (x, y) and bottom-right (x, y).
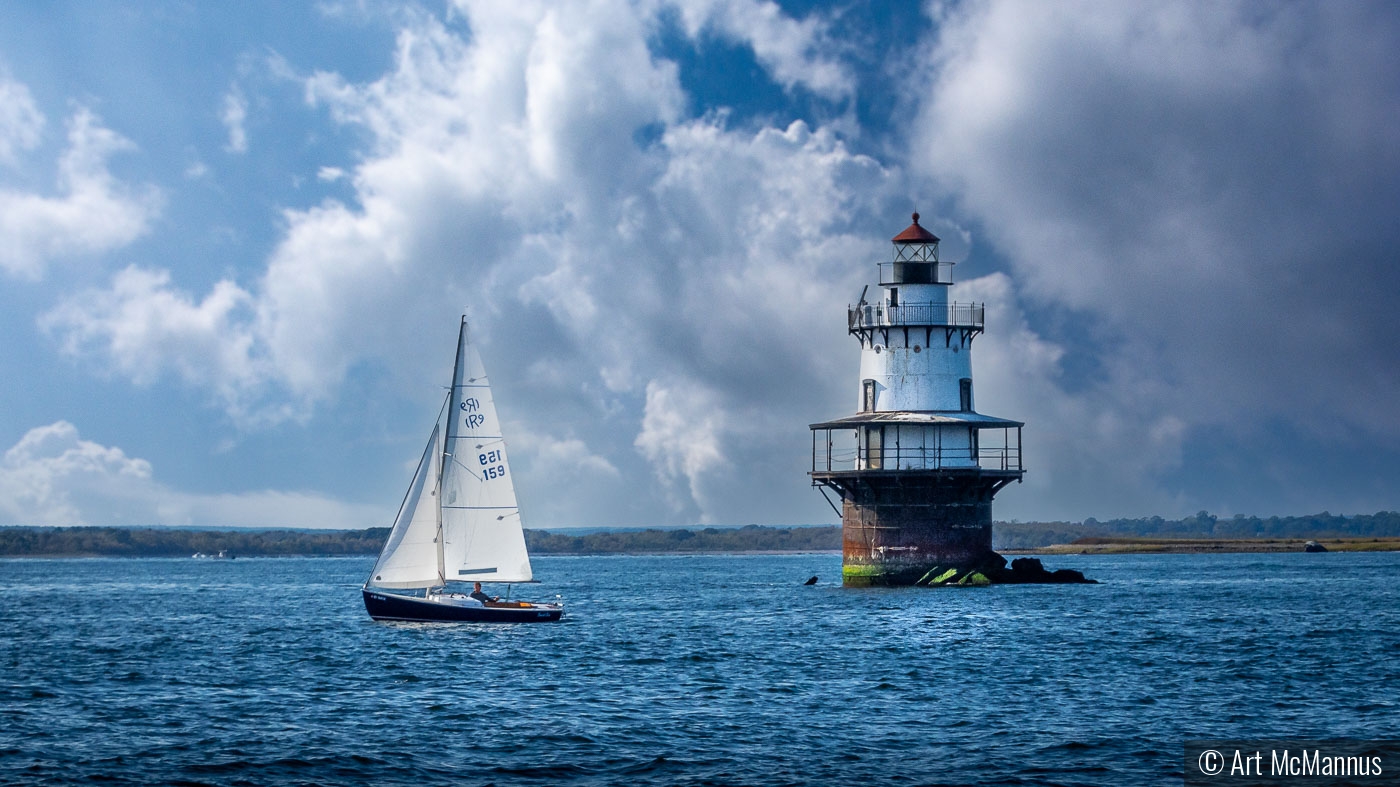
top-left (41, 1), bottom-right (898, 524)
top-left (635, 380), bottom-right (726, 517)
top-left (663, 0), bottom-right (855, 100)
top-left (221, 86), bottom-right (249, 153)
top-left (41, 266), bottom-right (270, 420)
top-left (0, 70), bottom-right (45, 166)
top-left (0, 106), bottom-right (163, 279)
top-left (0, 421), bottom-right (152, 526)
top-left (0, 422), bottom-right (385, 527)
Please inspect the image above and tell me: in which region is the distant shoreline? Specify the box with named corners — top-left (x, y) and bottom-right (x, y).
top-left (0, 550), bottom-right (846, 560)
top-left (1009, 537), bottom-right (1400, 555)
top-left (8, 543), bottom-right (1399, 558)
top-left (1, 524), bottom-right (1397, 558)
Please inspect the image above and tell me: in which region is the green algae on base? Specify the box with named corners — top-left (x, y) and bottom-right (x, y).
top-left (956, 571), bottom-right (990, 587)
top-left (842, 564), bottom-right (887, 577)
top-left (842, 564), bottom-right (888, 586)
top-left (931, 568), bottom-right (961, 585)
top-left (915, 566), bottom-right (946, 586)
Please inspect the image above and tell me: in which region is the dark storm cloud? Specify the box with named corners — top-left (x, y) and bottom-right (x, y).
top-left (914, 0), bottom-right (1400, 515)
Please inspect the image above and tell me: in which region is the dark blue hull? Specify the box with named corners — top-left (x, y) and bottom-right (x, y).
top-left (362, 588), bottom-right (562, 623)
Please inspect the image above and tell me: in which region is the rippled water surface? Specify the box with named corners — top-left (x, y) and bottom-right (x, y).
top-left (2, 552), bottom-right (1398, 785)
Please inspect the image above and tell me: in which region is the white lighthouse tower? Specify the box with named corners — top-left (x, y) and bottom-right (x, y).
top-left (810, 213), bottom-right (1024, 586)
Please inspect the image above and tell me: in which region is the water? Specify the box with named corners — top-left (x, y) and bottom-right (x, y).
top-left (1, 552), bottom-right (1398, 786)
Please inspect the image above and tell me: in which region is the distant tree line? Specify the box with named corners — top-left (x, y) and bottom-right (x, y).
top-left (0, 524), bottom-right (841, 558)
top-left (0, 526), bottom-right (391, 558)
top-left (523, 524), bottom-right (841, 554)
top-left (992, 510), bottom-right (1400, 549)
top-left (1, 511), bottom-right (1397, 557)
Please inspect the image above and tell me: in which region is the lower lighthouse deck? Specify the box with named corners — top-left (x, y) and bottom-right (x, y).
top-left (811, 413), bottom-right (1024, 586)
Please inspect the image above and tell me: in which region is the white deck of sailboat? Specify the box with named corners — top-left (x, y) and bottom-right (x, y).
top-left (366, 588), bottom-right (561, 610)
top-left (427, 591), bottom-right (561, 610)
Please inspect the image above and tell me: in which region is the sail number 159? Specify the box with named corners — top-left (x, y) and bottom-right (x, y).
top-left (479, 449), bottom-right (506, 480)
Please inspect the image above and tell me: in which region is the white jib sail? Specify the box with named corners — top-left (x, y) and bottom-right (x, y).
top-left (368, 423), bottom-right (444, 589)
top-left (440, 318), bottom-right (534, 583)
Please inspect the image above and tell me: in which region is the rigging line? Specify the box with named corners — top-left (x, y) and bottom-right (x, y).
top-left (447, 454), bottom-right (485, 480)
top-left (435, 391), bottom-right (451, 473)
top-left (435, 391), bottom-right (450, 423)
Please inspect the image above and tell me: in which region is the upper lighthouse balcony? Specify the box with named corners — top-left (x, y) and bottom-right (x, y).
top-left (848, 301), bottom-right (984, 333)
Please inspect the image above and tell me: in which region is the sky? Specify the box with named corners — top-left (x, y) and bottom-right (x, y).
top-left (1, 0), bottom-right (1398, 530)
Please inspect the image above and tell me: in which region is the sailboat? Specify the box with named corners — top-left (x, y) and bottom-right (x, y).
top-left (362, 317), bottom-right (563, 623)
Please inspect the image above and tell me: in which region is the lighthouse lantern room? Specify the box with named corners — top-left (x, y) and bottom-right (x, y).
top-left (810, 213), bottom-right (1024, 586)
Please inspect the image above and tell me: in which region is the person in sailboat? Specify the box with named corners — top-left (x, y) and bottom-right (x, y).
top-left (469, 582), bottom-right (498, 605)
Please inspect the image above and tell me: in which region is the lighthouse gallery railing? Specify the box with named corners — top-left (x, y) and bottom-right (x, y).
top-left (811, 426), bottom-right (1022, 475)
top-left (848, 302), bottom-right (984, 331)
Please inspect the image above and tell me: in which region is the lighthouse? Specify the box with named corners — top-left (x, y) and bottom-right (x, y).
top-left (810, 213), bottom-right (1024, 586)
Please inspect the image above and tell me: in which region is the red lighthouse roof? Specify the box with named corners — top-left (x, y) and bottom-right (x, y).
top-left (892, 212), bottom-right (939, 244)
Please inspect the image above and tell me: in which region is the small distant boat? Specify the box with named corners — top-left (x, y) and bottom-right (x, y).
top-left (362, 316), bottom-right (562, 624)
top-left (192, 550), bottom-right (235, 560)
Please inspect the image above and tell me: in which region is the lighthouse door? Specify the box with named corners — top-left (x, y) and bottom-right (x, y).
top-left (864, 426), bottom-right (884, 470)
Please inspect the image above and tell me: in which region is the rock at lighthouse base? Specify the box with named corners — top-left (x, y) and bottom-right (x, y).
top-left (990, 556), bottom-right (1096, 584)
top-left (911, 553), bottom-right (1097, 586)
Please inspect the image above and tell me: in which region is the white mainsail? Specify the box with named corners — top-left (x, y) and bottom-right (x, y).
top-left (439, 318), bottom-right (534, 583)
top-left (368, 423), bottom-right (443, 589)
top-left (366, 317), bottom-right (534, 591)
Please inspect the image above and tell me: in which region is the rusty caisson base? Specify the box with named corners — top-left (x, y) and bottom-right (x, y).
top-left (831, 472), bottom-right (1014, 587)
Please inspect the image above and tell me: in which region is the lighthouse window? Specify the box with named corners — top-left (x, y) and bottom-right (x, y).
top-left (888, 288), bottom-right (899, 308)
top-left (959, 378), bottom-right (972, 411)
top-left (862, 380), bottom-right (877, 412)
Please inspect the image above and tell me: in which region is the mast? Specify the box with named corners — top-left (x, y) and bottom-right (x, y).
top-left (435, 502), bottom-right (446, 587)
top-left (437, 328), bottom-right (462, 589)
